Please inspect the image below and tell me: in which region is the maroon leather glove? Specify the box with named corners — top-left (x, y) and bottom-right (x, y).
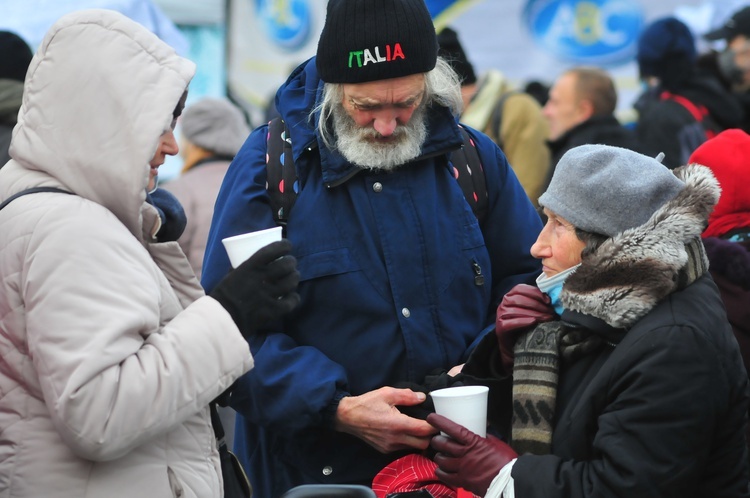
top-left (495, 284), bottom-right (555, 374)
top-left (427, 413), bottom-right (517, 496)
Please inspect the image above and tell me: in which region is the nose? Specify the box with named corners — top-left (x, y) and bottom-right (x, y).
top-left (373, 112), bottom-right (398, 137)
top-left (162, 130), bottom-right (179, 156)
top-left (541, 103), bottom-right (553, 119)
top-left (530, 225), bottom-right (551, 259)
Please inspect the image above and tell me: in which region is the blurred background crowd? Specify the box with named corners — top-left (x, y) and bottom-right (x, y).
top-left (1, 0), bottom-right (747, 184)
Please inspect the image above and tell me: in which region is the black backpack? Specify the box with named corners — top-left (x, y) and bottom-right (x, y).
top-left (659, 91), bottom-right (720, 166)
top-left (264, 117), bottom-right (489, 228)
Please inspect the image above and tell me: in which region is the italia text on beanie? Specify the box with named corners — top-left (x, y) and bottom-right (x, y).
top-left (316, 0), bottom-right (438, 84)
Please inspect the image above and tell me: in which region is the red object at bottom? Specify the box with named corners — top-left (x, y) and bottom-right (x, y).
top-left (372, 454), bottom-right (480, 498)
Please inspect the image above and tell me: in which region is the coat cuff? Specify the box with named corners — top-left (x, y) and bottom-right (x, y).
top-left (322, 390), bottom-right (350, 428)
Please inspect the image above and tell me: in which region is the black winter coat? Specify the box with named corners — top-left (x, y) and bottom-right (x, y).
top-left (635, 75), bottom-right (743, 169)
top-left (512, 276), bottom-right (749, 497)
top-left (547, 115), bottom-right (639, 170)
top-left (506, 165), bottom-right (750, 496)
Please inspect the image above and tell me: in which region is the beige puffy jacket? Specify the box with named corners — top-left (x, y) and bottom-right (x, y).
top-left (0, 10), bottom-right (252, 498)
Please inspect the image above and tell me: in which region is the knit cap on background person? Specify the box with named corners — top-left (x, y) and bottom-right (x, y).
top-left (637, 16), bottom-right (696, 92)
top-left (437, 27), bottom-right (477, 86)
top-left (315, 0), bottom-right (438, 84)
top-left (538, 144), bottom-right (685, 237)
top-left (0, 31), bottom-right (33, 168)
top-left (689, 128), bottom-right (750, 239)
top-left (180, 97), bottom-right (250, 160)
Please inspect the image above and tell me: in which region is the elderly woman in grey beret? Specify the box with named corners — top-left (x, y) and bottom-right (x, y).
top-left (427, 145), bottom-right (750, 497)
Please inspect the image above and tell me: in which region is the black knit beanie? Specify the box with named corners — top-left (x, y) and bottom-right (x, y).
top-left (637, 17), bottom-right (696, 91)
top-left (437, 27), bottom-right (476, 86)
top-left (316, 0), bottom-right (438, 84)
top-left (0, 31), bottom-right (33, 83)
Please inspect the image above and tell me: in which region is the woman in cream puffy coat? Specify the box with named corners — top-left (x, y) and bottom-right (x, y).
top-left (0, 10), bottom-right (259, 498)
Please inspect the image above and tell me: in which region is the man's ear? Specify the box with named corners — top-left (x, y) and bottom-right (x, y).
top-left (576, 98), bottom-right (595, 121)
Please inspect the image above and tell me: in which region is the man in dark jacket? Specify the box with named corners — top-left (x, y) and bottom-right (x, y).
top-left (635, 17), bottom-right (742, 169)
top-left (428, 145), bottom-right (750, 497)
top-left (200, 0), bottom-right (543, 496)
top-left (702, 6), bottom-right (750, 134)
top-left (542, 67), bottom-right (638, 169)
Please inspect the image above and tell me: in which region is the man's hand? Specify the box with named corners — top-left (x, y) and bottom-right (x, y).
top-left (334, 387), bottom-right (438, 453)
top-left (427, 413), bottom-right (517, 497)
top-left (496, 284), bottom-right (555, 374)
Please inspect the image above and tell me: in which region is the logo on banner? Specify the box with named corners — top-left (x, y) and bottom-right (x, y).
top-left (523, 0), bottom-right (644, 66)
top-left (256, 0), bottom-right (312, 51)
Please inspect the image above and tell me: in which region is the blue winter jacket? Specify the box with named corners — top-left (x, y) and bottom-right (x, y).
top-left (201, 58), bottom-right (542, 498)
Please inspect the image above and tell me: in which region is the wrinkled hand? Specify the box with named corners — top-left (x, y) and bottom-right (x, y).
top-left (427, 413), bottom-right (517, 497)
top-left (334, 387), bottom-right (438, 453)
top-left (496, 284), bottom-right (555, 374)
top-left (210, 239), bottom-right (300, 337)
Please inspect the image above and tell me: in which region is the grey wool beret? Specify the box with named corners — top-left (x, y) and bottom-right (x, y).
top-left (538, 144), bottom-right (685, 237)
top-left (180, 97), bottom-right (250, 157)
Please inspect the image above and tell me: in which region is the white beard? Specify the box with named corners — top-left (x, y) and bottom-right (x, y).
top-left (331, 103), bottom-right (428, 171)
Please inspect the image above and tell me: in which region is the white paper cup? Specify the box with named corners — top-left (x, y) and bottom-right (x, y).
top-left (221, 226), bottom-right (283, 268)
top-left (430, 385), bottom-right (489, 437)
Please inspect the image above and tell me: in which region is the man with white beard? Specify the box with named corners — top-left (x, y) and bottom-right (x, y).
top-left (201, 0), bottom-right (543, 496)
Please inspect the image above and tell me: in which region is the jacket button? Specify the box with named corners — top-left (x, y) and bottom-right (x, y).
top-left (372, 182), bottom-right (383, 193)
top-left (322, 466), bottom-right (333, 476)
top-left (402, 308), bottom-right (411, 318)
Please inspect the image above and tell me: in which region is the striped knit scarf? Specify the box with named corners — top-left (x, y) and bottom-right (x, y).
top-left (509, 238), bottom-right (708, 455)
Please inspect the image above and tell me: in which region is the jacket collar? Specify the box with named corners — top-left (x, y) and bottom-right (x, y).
top-left (560, 164), bottom-right (719, 329)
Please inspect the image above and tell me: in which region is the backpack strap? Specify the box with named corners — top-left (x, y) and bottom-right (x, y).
top-left (660, 91), bottom-right (708, 123)
top-left (0, 186), bottom-right (73, 212)
top-left (265, 117), bottom-right (298, 227)
top-left (489, 90), bottom-right (517, 149)
top-left (660, 91), bottom-right (719, 142)
top-left (450, 125), bottom-right (489, 223)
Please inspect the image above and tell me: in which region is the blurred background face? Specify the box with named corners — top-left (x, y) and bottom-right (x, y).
top-left (727, 35), bottom-right (750, 89)
top-left (543, 72), bottom-right (588, 141)
top-left (530, 208), bottom-right (586, 277)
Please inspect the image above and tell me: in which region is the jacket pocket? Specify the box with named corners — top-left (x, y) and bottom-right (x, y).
top-left (167, 466), bottom-right (185, 498)
top-left (296, 247), bottom-right (360, 281)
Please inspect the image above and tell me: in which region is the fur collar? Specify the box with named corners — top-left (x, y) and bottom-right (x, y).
top-left (561, 164), bottom-right (719, 329)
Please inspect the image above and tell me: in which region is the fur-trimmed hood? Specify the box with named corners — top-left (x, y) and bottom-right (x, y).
top-left (561, 164), bottom-right (720, 329)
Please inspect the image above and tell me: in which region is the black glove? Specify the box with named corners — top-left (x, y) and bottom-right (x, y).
top-left (210, 239), bottom-right (300, 337)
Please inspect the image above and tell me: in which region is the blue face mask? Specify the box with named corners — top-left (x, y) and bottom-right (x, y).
top-left (536, 264), bottom-right (581, 316)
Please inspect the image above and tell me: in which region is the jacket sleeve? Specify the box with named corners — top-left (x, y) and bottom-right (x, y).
top-left (469, 127), bottom-right (543, 312)
top-left (24, 201), bottom-right (253, 461)
top-left (509, 323), bottom-right (743, 497)
top-left (201, 126), bottom-right (351, 431)
top-left (499, 93), bottom-right (551, 206)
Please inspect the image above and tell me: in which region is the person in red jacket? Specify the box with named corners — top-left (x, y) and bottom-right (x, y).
top-left (689, 128), bottom-right (750, 469)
